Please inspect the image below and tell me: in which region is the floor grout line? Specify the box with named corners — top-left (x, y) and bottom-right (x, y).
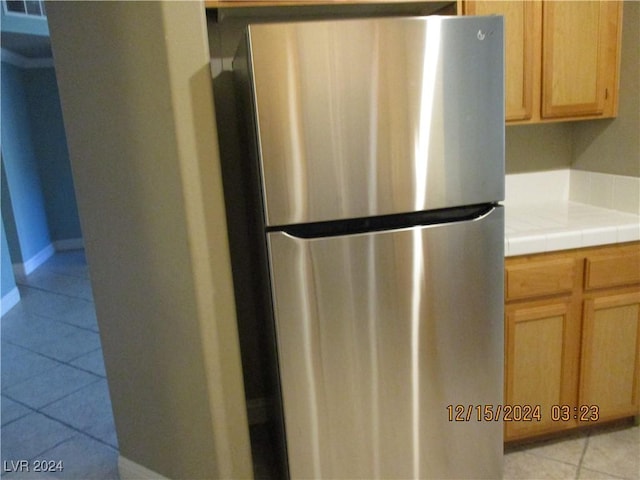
top-left (15, 283), bottom-right (94, 304)
top-left (23, 429), bottom-right (79, 464)
top-left (574, 435), bottom-right (589, 479)
top-left (35, 409), bottom-right (119, 452)
top-left (2, 376), bottom-right (103, 412)
top-left (2, 338), bottom-right (106, 378)
top-left (18, 269), bottom-right (91, 282)
top-left (3, 380), bottom-right (118, 451)
top-left (2, 304), bottom-right (101, 334)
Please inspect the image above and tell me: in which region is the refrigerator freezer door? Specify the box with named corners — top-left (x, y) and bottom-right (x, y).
top-left (243, 16), bottom-right (504, 227)
top-left (267, 207), bottom-right (504, 479)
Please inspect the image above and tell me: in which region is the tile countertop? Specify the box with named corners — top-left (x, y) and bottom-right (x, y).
top-left (504, 201), bottom-right (640, 257)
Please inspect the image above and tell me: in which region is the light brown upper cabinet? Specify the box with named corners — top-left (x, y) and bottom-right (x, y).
top-left (463, 1), bottom-right (623, 124)
top-left (463, 1), bottom-right (538, 121)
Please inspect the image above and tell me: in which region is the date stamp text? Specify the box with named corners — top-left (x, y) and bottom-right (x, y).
top-left (446, 404), bottom-right (600, 422)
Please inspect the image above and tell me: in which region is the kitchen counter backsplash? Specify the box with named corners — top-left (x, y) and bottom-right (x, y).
top-left (569, 170), bottom-right (640, 215)
top-left (504, 169), bottom-right (640, 256)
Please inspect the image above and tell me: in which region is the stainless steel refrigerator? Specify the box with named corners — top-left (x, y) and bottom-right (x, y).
top-left (232, 15), bottom-right (505, 479)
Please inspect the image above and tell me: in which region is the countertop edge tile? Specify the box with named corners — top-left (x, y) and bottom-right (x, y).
top-left (617, 224), bottom-right (640, 244)
top-left (505, 202), bottom-right (640, 257)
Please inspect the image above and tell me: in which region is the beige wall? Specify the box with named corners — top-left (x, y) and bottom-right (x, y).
top-left (47, 2), bottom-right (252, 479)
top-left (572, 0), bottom-right (640, 177)
top-left (505, 123), bottom-right (574, 173)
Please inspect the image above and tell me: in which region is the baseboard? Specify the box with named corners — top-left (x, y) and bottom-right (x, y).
top-left (118, 456), bottom-right (170, 480)
top-left (9, 240), bottom-right (83, 284)
top-left (12, 244), bottom-right (55, 282)
top-left (247, 397), bottom-right (271, 425)
top-left (53, 238), bottom-right (84, 251)
top-left (1, 47), bottom-right (54, 68)
top-left (1, 287), bottom-right (21, 317)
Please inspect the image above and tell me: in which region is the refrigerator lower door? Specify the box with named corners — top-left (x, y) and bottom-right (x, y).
top-left (267, 207), bottom-right (504, 479)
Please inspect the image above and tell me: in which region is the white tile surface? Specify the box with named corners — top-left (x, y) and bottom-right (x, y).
top-left (582, 226), bottom-right (619, 248)
top-left (589, 174), bottom-right (615, 209)
top-left (618, 223), bottom-right (640, 243)
top-left (507, 235), bottom-right (547, 257)
top-left (508, 170), bottom-right (640, 215)
top-left (613, 175), bottom-right (640, 214)
top-left (568, 170), bottom-right (640, 214)
top-left (505, 202), bottom-right (640, 256)
top-left (569, 169), bottom-right (591, 204)
top-left (505, 170), bottom-right (571, 207)
top-left (545, 230), bottom-right (583, 252)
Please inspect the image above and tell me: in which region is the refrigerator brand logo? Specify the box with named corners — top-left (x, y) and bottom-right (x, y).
top-left (477, 30), bottom-right (486, 41)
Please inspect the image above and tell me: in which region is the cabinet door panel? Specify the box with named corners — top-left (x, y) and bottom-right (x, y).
top-left (541, 1), bottom-right (617, 118)
top-left (465, 1), bottom-right (538, 121)
top-left (581, 293), bottom-right (640, 420)
top-left (585, 249), bottom-right (640, 290)
top-left (506, 257), bottom-right (576, 301)
top-left (505, 301), bottom-right (579, 440)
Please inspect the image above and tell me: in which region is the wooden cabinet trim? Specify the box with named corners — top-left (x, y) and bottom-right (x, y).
top-left (506, 256), bottom-right (576, 301)
top-left (541, 1), bottom-right (606, 118)
top-left (580, 292), bottom-right (640, 420)
top-left (505, 299), bottom-right (581, 440)
top-left (464, 0), bottom-right (539, 121)
top-left (584, 249), bottom-right (640, 291)
top-left (463, 0), bottom-right (623, 124)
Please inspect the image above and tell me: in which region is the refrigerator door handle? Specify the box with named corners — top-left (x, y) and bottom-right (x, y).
top-left (273, 204), bottom-right (497, 239)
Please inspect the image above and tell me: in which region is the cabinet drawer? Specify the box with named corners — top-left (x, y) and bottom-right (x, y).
top-left (506, 258), bottom-right (576, 301)
top-left (585, 249), bottom-right (640, 290)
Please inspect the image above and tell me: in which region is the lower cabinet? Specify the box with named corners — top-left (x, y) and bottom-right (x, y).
top-left (581, 291), bottom-right (640, 421)
top-left (504, 242), bottom-right (640, 442)
top-left (505, 299), bottom-right (581, 439)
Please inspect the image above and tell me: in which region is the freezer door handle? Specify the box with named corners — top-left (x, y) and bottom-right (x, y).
top-left (272, 204), bottom-right (497, 239)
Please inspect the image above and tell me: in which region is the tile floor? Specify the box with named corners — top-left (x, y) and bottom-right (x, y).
top-left (504, 421), bottom-right (639, 480)
top-left (1, 250), bottom-right (639, 480)
top-left (1, 250), bottom-right (119, 479)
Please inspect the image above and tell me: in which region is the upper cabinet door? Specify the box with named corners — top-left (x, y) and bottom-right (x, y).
top-left (463, 0), bottom-right (622, 124)
top-left (465, 1), bottom-right (539, 122)
top-left (541, 1), bottom-right (621, 119)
